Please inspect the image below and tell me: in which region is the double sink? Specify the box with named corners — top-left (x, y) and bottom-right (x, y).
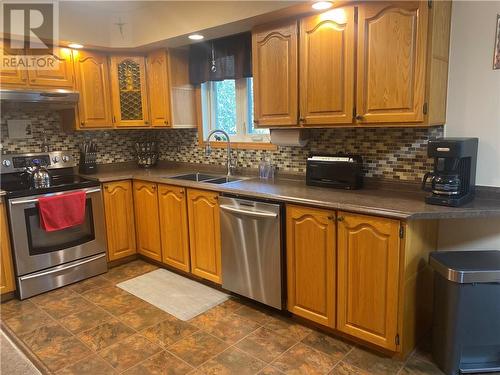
top-left (167, 172), bottom-right (244, 185)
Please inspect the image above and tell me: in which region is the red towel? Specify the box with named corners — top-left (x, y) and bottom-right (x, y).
top-left (38, 191), bottom-right (87, 232)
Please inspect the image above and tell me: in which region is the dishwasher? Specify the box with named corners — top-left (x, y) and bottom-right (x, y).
top-left (219, 196), bottom-right (283, 309)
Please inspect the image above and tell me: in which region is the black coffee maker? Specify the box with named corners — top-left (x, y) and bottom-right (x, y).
top-left (422, 138), bottom-right (478, 207)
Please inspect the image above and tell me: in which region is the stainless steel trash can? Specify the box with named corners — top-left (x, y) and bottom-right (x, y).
top-left (430, 251), bottom-right (500, 375)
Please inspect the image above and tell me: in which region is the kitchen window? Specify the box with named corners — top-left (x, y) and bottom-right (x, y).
top-left (201, 77), bottom-right (270, 143)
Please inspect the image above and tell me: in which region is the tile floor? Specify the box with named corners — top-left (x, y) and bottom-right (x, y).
top-left (0, 260), bottom-right (444, 374)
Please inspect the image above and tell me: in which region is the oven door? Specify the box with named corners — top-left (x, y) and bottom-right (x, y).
top-left (7, 187), bottom-right (107, 276)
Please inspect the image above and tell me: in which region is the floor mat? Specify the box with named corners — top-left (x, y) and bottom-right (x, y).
top-left (117, 268), bottom-right (229, 320)
top-left (0, 330), bottom-right (41, 375)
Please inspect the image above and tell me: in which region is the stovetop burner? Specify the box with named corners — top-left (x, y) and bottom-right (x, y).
top-left (1, 152), bottom-right (99, 199)
top-left (1, 173), bottom-right (100, 199)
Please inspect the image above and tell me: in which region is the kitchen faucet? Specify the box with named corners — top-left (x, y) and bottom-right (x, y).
top-left (205, 129), bottom-right (235, 176)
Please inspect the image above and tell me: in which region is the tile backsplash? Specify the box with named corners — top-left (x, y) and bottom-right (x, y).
top-left (1, 109), bottom-right (443, 182)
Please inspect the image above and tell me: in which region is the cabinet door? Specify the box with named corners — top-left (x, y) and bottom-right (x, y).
top-left (133, 181), bottom-right (162, 262)
top-left (0, 201), bottom-right (15, 295)
top-left (27, 47), bottom-right (75, 88)
top-left (103, 181), bottom-right (136, 261)
top-left (187, 189), bottom-right (221, 284)
top-left (74, 50), bottom-right (113, 128)
top-left (110, 56), bottom-right (150, 127)
top-left (0, 41), bottom-right (28, 87)
top-left (158, 184), bottom-right (190, 272)
top-left (356, 2), bottom-right (428, 123)
top-left (337, 212), bottom-right (401, 350)
top-left (252, 19), bottom-right (298, 127)
top-left (286, 205), bottom-right (335, 327)
top-left (300, 7), bottom-right (355, 125)
top-left (147, 49), bottom-right (172, 127)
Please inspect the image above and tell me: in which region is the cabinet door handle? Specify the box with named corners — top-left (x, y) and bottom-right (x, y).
top-left (80, 121), bottom-right (85, 126)
top-left (355, 115), bottom-right (364, 121)
top-left (327, 215), bottom-right (335, 221)
top-left (152, 185), bottom-right (156, 190)
top-left (337, 216), bottom-right (345, 222)
top-left (299, 117), bottom-right (306, 124)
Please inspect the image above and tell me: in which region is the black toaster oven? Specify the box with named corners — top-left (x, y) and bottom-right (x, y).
top-left (306, 154), bottom-right (363, 190)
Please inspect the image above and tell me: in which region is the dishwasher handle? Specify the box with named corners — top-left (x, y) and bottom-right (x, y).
top-left (220, 204), bottom-right (278, 219)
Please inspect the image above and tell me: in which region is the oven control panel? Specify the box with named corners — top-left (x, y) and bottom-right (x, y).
top-left (1, 152), bottom-right (75, 173)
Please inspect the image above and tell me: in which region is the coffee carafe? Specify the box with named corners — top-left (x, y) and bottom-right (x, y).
top-left (422, 138), bottom-right (478, 207)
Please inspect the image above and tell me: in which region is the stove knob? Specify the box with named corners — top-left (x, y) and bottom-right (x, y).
top-left (52, 155), bottom-right (60, 163)
top-left (62, 155), bottom-right (70, 162)
top-left (2, 160), bottom-right (11, 167)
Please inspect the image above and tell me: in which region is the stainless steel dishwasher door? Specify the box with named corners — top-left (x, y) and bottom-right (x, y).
top-left (219, 196), bottom-right (283, 309)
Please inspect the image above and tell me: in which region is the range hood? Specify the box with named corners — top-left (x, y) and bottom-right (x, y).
top-left (0, 88), bottom-right (79, 108)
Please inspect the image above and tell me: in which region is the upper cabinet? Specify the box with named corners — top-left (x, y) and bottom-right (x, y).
top-left (252, 19), bottom-right (298, 127)
top-left (299, 7), bottom-right (355, 125)
top-left (252, 1), bottom-right (451, 128)
top-left (356, 1), bottom-right (428, 124)
top-left (110, 56), bottom-right (150, 127)
top-left (27, 47), bottom-right (75, 88)
top-left (74, 50), bottom-right (113, 128)
top-left (0, 44), bottom-right (74, 89)
top-left (0, 42), bottom-right (28, 86)
top-left (147, 49), bottom-right (172, 127)
top-left (146, 49), bottom-right (197, 128)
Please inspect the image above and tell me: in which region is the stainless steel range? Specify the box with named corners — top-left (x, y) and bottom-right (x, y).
top-left (1, 152), bottom-right (107, 299)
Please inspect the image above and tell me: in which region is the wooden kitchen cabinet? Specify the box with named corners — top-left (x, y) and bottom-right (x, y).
top-left (103, 181), bottom-right (136, 261)
top-left (110, 56), bottom-right (150, 127)
top-left (0, 41), bottom-right (28, 87)
top-left (27, 47), bottom-right (75, 88)
top-left (147, 49), bottom-right (172, 127)
top-left (286, 205), bottom-right (335, 328)
top-left (299, 6), bottom-right (355, 125)
top-left (133, 181), bottom-right (162, 262)
top-left (336, 211), bottom-right (401, 350)
top-left (0, 43), bottom-right (73, 88)
top-left (158, 184), bottom-right (190, 272)
top-left (356, 2), bottom-right (428, 124)
top-left (0, 200), bottom-right (15, 295)
top-left (252, 19), bottom-right (298, 127)
top-left (74, 50), bottom-right (113, 128)
top-left (187, 189), bottom-right (221, 284)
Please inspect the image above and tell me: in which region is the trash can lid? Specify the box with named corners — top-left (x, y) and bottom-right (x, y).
top-left (429, 250), bottom-right (500, 284)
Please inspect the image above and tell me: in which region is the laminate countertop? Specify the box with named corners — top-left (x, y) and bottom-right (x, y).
top-left (82, 163), bottom-right (500, 220)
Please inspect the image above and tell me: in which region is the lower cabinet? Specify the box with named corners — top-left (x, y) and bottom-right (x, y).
top-left (103, 181), bottom-right (136, 261)
top-left (186, 189), bottom-right (222, 284)
top-left (286, 205), bottom-right (336, 327)
top-left (0, 200), bottom-right (15, 295)
top-left (133, 181), bottom-right (162, 262)
top-left (158, 184), bottom-right (190, 272)
top-left (336, 211), bottom-right (401, 351)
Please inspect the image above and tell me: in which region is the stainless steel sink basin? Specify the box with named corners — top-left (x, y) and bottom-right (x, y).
top-left (168, 173), bottom-right (219, 182)
top-left (204, 177), bottom-right (243, 184)
top-left (167, 173), bottom-right (243, 184)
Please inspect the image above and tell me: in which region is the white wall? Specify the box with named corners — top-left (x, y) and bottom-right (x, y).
top-left (438, 1), bottom-right (500, 251)
top-left (445, 1), bottom-right (500, 187)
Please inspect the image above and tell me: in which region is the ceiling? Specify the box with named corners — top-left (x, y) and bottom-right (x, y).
top-left (58, 1), bottom-right (302, 50)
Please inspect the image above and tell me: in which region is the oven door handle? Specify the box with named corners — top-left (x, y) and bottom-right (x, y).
top-left (19, 253), bottom-right (106, 281)
top-left (10, 187), bottom-right (101, 205)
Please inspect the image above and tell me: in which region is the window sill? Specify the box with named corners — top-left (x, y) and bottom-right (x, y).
top-left (198, 140), bottom-right (277, 151)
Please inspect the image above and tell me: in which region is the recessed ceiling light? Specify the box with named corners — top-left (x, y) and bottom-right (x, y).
top-left (312, 1), bottom-right (333, 10)
top-left (188, 34), bottom-right (204, 41)
top-left (68, 43), bottom-right (84, 49)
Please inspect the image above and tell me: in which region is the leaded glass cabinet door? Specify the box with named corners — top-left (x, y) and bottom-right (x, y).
top-left (110, 56), bottom-right (150, 127)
